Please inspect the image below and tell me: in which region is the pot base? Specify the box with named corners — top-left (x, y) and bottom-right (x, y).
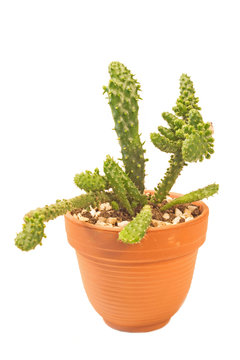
top-left (104, 318), bottom-right (170, 333)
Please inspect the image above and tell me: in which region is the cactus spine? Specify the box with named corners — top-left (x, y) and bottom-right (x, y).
top-left (104, 62), bottom-right (146, 192)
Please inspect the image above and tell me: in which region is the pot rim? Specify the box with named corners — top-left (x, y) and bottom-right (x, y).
top-left (65, 191), bottom-right (209, 233)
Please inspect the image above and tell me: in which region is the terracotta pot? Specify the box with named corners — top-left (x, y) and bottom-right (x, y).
top-left (64, 192), bottom-right (209, 332)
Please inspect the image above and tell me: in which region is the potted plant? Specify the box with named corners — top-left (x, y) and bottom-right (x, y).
top-left (15, 62), bottom-right (218, 332)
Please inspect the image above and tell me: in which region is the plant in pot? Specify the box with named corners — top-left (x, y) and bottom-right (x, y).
top-left (15, 62), bottom-right (218, 332)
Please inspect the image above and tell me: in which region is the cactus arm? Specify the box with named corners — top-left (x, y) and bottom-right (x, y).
top-left (150, 132), bottom-right (182, 154)
top-left (25, 193), bottom-right (109, 221)
top-left (181, 109), bottom-right (215, 162)
top-left (103, 156), bottom-right (134, 215)
top-left (104, 61), bottom-right (146, 192)
top-left (104, 156), bottom-right (147, 213)
top-left (160, 183), bottom-right (219, 211)
top-left (172, 74), bottom-right (201, 118)
top-left (16, 192), bottom-right (110, 251)
top-left (152, 74), bottom-right (215, 204)
top-left (118, 205), bottom-right (152, 244)
top-left (162, 112), bottom-right (181, 129)
top-left (153, 153), bottom-right (186, 203)
top-left (157, 126), bottom-right (176, 140)
top-left (74, 168), bottom-right (109, 192)
top-left (15, 214), bottom-right (46, 252)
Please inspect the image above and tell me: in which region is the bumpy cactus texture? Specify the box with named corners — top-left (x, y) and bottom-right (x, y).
top-left (74, 168), bottom-right (108, 192)
top-left (103, 62), bottom-right (146, 192)
top-left (161, 184), bottom-right (219, 211)
top-left (119, 205), bottom-right (152, 244)
top-left (153, 153), bottom-right (186, 203)
top-left (16, 193), bottom-right (110, 251)
top-left (152, 73), bottom-right (215, 203)
top-left (173, 74), bottom-right (201, 118)
top-left (15, 62), bottom-right (218, 251)
top-left (103, 155), bottom-right (147, 215)
top-left (15, 214), bottom-right (46, 251)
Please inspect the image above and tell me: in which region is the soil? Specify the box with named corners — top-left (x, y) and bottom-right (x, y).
top-left (71, 197), bottom-right (202, 227)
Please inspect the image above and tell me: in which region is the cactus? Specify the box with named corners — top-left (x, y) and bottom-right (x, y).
top-left (15, 62), bottom-right (218, 251)
top-left (161, 184), bottom-right (219, 211)
top-left (74, 168), bottom-right (109, 192)
top-left (173, 73), bottom-right (201, 118)
top-left (16, 193), bottom-right (109, 251)
top-left (152, 74), bottom-right (215, 203)
top-left (153, 153), bottom-right (186, 203)
top-left (103, 62), bottom-right (147, 192)
top-left (103, 155), bottom-right (147, 215)
top-left (15, 214), bottom-right (46, 251)
top-left (118, 205), bottom-right (152, 244)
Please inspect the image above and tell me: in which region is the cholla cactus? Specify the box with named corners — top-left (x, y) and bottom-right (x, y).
top-left (151, 74), bottom-right (215, 203)
top-left (15, 62), bottom-right (219, 251)
top-left (103, 62), bottom-right (147, 192)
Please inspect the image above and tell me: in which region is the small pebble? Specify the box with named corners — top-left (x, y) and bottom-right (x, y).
top-left (162, 213), bottom-right (170, 220)
top-left (118, 221), bottom-right (129, 227)
top-left (183, 209), bottom-right (192, 218)
top-left (185, 216), bottom-right (194, 222)
top-left (98, 216), bottom-right (106, 223)
top-left (90, 208), bottom-right (96, 217)
top-left (187, 205), bottom-right (197, 213)
top-left (172, 216), bottom-right (181, 225)
top-left (96, 220), bottom-right (109, 226)
top-left (175, 208), bottom-right (183, 217)
top-left (100, 202), bottom-right (112, 211)
top-left (106, 217), bottom-right (118, 225)
top-left (152, 219), bottom-right (171, 227)
top-left (77, 215), bottom-right (89, 222)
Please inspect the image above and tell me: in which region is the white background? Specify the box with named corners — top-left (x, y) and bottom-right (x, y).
top-left (0, 0), bottom-right (239, 359)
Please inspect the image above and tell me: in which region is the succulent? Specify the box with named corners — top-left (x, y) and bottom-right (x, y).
top-left (15, 62), bottom-right (219, 251)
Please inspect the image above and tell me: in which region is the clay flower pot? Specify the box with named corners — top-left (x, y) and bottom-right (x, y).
top-left (64, 192), bottom-right (209, 332)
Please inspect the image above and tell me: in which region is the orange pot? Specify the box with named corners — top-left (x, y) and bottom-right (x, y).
top-left (64, 192), bottom-right (209, 332)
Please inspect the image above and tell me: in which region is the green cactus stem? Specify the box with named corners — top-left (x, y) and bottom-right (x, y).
top-left (173, 74), bottom-right (201, 118)
top-left (16, 192), bottom-right (110, 251)
top-left (74, 168), bottom-right (108, 192)
top-left (104, 156), bottom-right (147, 215)
top-left (153, 153), bottom-right (186, 203)
top-left (104, 61), bottom-right (146, 192)
top-left (118, 205), bottom-right (152, 244)
top-left (111, 201), bottom-right (120, 210)
top-left (15, 214), bottom-right (46, 252)
top-left (181, 109), bottom-right (215, 162)
top-left (152, 73), bottom-right (215, 204)
top-left (103, 156), bottom-right (134, 215)
top-left (150, 132), bottom-right (182, 154)
top-left (160, 183), bottom-right (219, 211)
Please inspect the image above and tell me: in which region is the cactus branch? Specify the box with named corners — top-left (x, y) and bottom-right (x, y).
top-left (153, 153), bottom-right (186, 203)
top-left (150, 132), bottom-right (182, 154)
top-left (118, 205), bottom-right (152, 244)
top-left (104, 61), bottom-right (146, 192)
top-left (16, 192), bottom-right (110, 251)
top-left (74, 168), bottom-right (109, 192)
top-left (103, 156), bottom-right (134, 215)
top-left (103, 156), bottom-right (147, 214)
top-left (160, 183), bottom-right (219, 211)
top-left (173, 74), bottom-right (201, 118)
